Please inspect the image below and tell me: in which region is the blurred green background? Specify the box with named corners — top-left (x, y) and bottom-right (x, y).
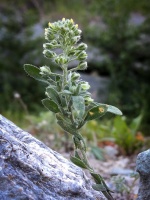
top-left (0, 0), bottom-right (150, 144)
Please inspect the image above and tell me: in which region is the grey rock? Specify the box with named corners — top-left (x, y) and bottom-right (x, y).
top-left (110, 167), bottom-right (134, 176)
top-left (136, 149), bottom-right (150, 200)
top-left (0, 115), bottom-right (105, 200)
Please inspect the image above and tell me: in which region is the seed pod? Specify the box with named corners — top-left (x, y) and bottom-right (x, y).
top-left (78, 51), bottom-right (87, 61)
top-left (77, 62), bottom-right (87, 70)
top-left (43, 50), bottom-right (56, 59)
top-left (77, 43), bottom-right (88, 51)
top-left (71, 72), bottom-right (80, 81)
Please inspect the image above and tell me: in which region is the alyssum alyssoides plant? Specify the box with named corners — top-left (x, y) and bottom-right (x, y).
top-left (24, 18), bottom-right (122, 200)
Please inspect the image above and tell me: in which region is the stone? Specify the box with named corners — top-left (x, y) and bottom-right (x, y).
top-left (103, 146), bottom-right (118, 159)
top-left (136, 149), bottom-right (150, 200)
top-left (110, 167), bottom-right (134, 176)
top-left (0, 114), bottom-right (106, 200)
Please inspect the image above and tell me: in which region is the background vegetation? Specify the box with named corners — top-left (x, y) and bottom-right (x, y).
top-left (0, 0), bottom-right (150, 152)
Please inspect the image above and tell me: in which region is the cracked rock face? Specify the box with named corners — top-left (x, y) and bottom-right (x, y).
top-left (136, 149), bottom-right (150, 200)
top-left (0, 115), bottom-right (105, 200)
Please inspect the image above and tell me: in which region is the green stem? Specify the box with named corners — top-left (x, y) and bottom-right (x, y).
top-left (62, 65), bottom-right (68, 90)
top-left (76, 138), bottom-right (115, 200)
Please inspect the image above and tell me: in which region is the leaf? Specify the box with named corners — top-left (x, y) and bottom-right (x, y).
top-left (70, 155), bottom-right (88, 169)
top-left (90, 172), bottom-right (102, 184)
top-left (92, 184), bottom-right (107, 192)
top-left (85, 105), bottom-right (107, 121)
top-left (57, 119), bottom-right (77, 135)
top-left (75, 150), bottom-right (81, 160)
top-left (130, 115), bottom-right (142, 133)
top-left (91, 146), bottom-right (105, 161)
top-left (72, 96), bottom-right (85, 119)
top-left (24, 64), bottom-right (48, 83)
top-left (56, 113), bottom-right (72, 124)
top-left (63, 90), bottom-right (72, 94)
top-left (91, 173), bottom-right (114, 194)
top-left (107, 105), bottom-right (122, 115)
top-left (42, 98), bottom-right (60, 113)
top-left (46, 87), bottom-right (61, 105)
top-left (113, 116), bottom-right (128, 134)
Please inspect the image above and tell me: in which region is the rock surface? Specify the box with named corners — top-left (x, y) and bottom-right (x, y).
top-left (136, 149), bottom-right (150, 200)
top-left (0, 115), bottom-right (105, 200)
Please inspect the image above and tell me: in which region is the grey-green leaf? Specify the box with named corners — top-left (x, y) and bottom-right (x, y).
top-left (92, 184), bottom-right (107, 192)
top-left (75, 150), bottom-right (81, 160)
top-left (70, 155), bottom-right (88, 169)
top-left (63, 90), bottom-right (72, 94)
top-left (107, 105), bottom-right (122, 115)
top-left (42, 98), bottom-right (60, 113)
top-left (85, 105), bottom-right (107, 121)
top-left (90, 172), bottom-right (102, 183)
top-left (72, 96), bottom-right (85, 119)
top-left (24, 64), bottom-right (48, 83)
top-left (57, 120), bottom-right (77, 135)
top-left (46, 87), bottom-right (61, 105)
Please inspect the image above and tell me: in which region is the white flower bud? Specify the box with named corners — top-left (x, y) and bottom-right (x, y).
top-left (71, 72), bottom-right (80, 81)
top-left (81, 82), bottom-right (90, 90)
top-left (45, 92), bottom-right (49, 96)
top-left (84, 96), bottom-right (93, 103)
top-left (40, 66), bottom-right (51, 75)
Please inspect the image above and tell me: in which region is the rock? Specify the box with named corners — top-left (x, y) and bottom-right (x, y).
top-left (136, 149), bottom-right (150, 200)
top-left (103, 146), bottom-right (118, 159)
top-left (0, 115), bottom-right (105, 200)
top-left (110, 167), bottom-right (134, 176)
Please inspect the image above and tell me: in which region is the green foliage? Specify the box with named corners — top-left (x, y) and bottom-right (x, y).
top-left (111, 173), bottom-right (139, 198)
top-left (72, 96), bottom-right (85, 119)
top-left (85, 0), bottom-right (150, 134)
top-left (24, 64), bottom-right (49, 84)
top-left (42, 98), bottom-right (60, 113)
top-left (24, 18), bottom-right (122, 200)
top-left (91, 146), bottom-right (105, 161)
top-left (81, 115), bottom-right (145, 156)
top-left (0, 6), bottom-right (44, 112)
top-left (70, 155), bottom-right (88, 169)
top-left (112, 115), bottom-right (143, 155)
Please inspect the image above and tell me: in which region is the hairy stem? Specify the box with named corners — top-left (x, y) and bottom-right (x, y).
top-left (61, 64), bottom-right (68, 91)
top-left (76, 138), bottom-right (114, 200)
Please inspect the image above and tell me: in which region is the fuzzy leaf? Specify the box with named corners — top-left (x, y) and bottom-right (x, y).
top-left (90, 172), bottom-right (102, 184)
top-left (42, 98), bottom-right (60, 113)
top-left (75, 150), bottom-right (81, 160)
top-left (85, 105), bottom-right (107, 121)
top-left (107, 105), bottom-right (122, 115)
top-left (91, 172), bottom-right (114, 193)
top-left (70, 155), bottom-right (88, 169)
top-left (57, 120), bottom-right (76, 135)
top-left (46, 87), bottom-right (61, 105)
top-left (24, 64), bottom-right (48, 83)
top-left (72, 96), bottom-right (85, 119)
top-left (63, 90), bottom-right (72, 94)
top-left (92, 184), bottom-right (107, 192)
top-left (56, 113), bottom-right (73, 125)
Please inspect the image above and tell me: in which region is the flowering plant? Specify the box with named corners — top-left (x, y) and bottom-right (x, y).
top-left (24, 18), bottom-right (122, 200)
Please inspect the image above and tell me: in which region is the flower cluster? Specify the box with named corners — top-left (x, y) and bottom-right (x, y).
top-left (43, 18), bottom-right (87, 70)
